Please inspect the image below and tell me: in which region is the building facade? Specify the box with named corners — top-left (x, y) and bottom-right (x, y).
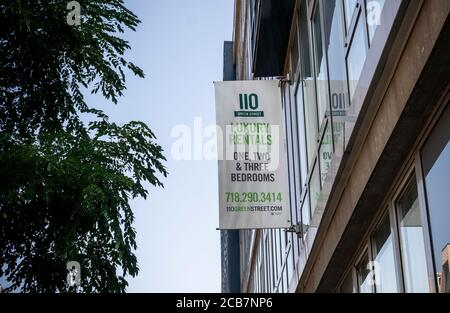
top-left (225, 0), bottom-right (450, 293)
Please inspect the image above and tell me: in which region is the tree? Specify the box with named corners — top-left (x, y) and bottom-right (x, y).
top-left (0, 0), bottom-right (168, 292)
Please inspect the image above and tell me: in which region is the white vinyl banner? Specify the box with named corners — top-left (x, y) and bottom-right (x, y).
top-left (214, 80), bottom-right (291, 229)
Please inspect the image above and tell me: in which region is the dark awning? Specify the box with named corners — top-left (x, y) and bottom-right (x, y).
top-left (253, 0), bottom-right (295, 77)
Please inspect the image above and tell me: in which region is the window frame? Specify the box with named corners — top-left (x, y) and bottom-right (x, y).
top-left (369, 211), bottom-right (401, 293)
top-left (416, 149), bottom-right (444, 293)
top-left (339, 154), bottom-right (442, 293)
top-left (354, 247), bottom-right (374, 293)
top-left (389, 160), bottom-right (437, 293)
top-left (343, 0), bottom-right (370, 108)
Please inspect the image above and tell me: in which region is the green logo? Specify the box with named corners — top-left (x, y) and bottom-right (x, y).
top-left (235, 93), bottom-right (264, 117)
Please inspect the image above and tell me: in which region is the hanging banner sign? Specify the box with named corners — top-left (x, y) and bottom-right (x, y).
top-left (214, 80), bottom-right (290, 229)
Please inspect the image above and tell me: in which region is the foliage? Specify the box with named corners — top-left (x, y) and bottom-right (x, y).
top-left (0, 0), bottom-right (167, 292)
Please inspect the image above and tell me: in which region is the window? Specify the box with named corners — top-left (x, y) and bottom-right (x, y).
top-left (309, 162), bottom-right (321, 219)
top-left (255, 250), bottom-right (260, 292)
top-left (299, 4), bottom-right (318, 167)
top-left (343, 0), bottom-right (358, 30)
top-left (282, 267), bottom-right (288, 293)
top-left (340, 106), bottom-right (448, 294)
top-left (312, 1), bottom-right (328, 127)
top-left (274, 229), bottom-right (281, 282)
top-left (356, 253), bottom-right (374, 293)
top-left (265, 237), bottom-right (272, 292)
top-left (421, 105), bottom-right (450, 293)
top-left (319, 123), bottom-right (332, 186)
top-left (347, 15), bottom-right (367, 103)
top-left (262, 240), bottom-right (267, 292)
top-left (396, 176), bottom-right (430, 292)
top-left (281, 228), bottom-right (287, 254)
top-left (323, 0), bottom-right (347, 154)
top-left (302, 191), bottom-right (311, 229)
top-left (287, 246), bottom-right (294, 291)
top-left (295, 83), bottom-right (309, 188)
top-left (292, 228), bottom-right (300, 267)
top-left (352, 213), bottom-right (399, 293)
top-left (371, 214), bottom-right (398, 292)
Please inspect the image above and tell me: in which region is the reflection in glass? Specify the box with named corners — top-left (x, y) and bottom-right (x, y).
top-left (272, 230), bottom-right (280, 280)
top-left (277, 229), bottom-right (284, 282)
top-left (357, 253), bottom-right (374, 293)
top-left (347, 16), bottom-right (367, 103)
top-left (286, 248), bottom-right (294, 290)
top-left (295, 83), bottom-right (309, 188)
top-left (421, 106), bottom-right (450, 293)
top-left (371, 215), bottom-right (398, 292)
top-left (282, 269), bottom-right (288, 293)
top-left (319, 123), bottom-right (333, 186)
top-left (396, 177), bottom-right (430, 293)
top-left (323, 0), bottom-right (348, 155)
top-left (344, 0), bottom-right (358, 30)
top-left (299, 4), bottom-right (318, 168)
top-left (309, 163), bottom-right (320, 219)
top-left (266, 238), bottom-right (273, 291)
top-left (366, 0), bottom-right (385, 43)
top-left (301, 191), bottom-right (311, 229)
top-left (312, 1), bottom-right (328, 127)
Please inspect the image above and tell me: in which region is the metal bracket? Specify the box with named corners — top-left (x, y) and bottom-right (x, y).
top-left (285, 222), bottom-right (309, 237)
top-left (277, 73), bottom-right (291, 87)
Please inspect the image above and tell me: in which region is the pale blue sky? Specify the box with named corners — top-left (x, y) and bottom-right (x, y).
top-left (95, 0), bottom-right (234, 292)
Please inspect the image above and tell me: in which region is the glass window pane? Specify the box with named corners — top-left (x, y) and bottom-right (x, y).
top-left (356, 253), bottom-right (374, 293)
top-left (312, 1), bottom-right (328, 126)
top-left (347, 16), bottom-right (367, 104)
top-left (366, 0), bottom-right (385, 43)
top-left (421, 105), bottom-right (450, 293)
top-left (273, 231), bottom-right (279, 275)
top-left (292, 228), bottom-right (300, 264)
top-left (323, 0), bottom-right (348, 155)
top-left (319, 123), bottom-right (333, 186)
top-left (278, 229), bottom-right (284, 270)
top-left (299, 5), bottom-right (318, 167)
top-left (344, 0), bottom-right (358, 30)
top-left (282, 268), bottom-right (288, 293)
top-left (371, 215), bottom-right (398, 292)
top-left (295, 85), bottom-right (309, 187)
top-left (266, 239), bottom-right (271, 291)
top-left (262, 241), bottom-right (266, 292)
top-left (309, 162), bottom-right (321, 219)
top-left (304, 80), bottom-right (319, 167)
top-left (302, 191), bottom-right (311, 229)
top-left (287, 248), bottom-right (294, 290)
top-left (396, 177), bottom-right (430, 293)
